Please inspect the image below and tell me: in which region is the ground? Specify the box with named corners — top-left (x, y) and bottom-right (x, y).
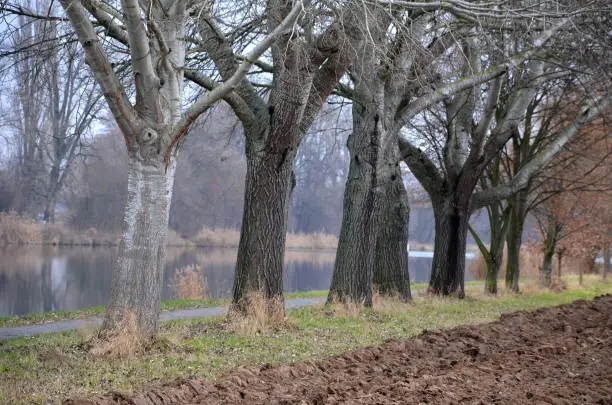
top-left (68, 294), bottom-right (612, 405)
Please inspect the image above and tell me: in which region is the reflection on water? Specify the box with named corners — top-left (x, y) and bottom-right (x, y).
top-left (0, 246), bottom-right (475, 316)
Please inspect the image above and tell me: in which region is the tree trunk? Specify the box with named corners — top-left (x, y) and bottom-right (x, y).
top-left (541, 249), bottom-right (554, 288)
top-left (505, 193), bottom-right (527, 293)
top-left (327, 121), bottom-right (381, 306)
top-left (231, 141), bottom-right (297, 315)
top-left (604, 244), bottom-right (610, 280)
top-left (579, 261), bottom-right (583, 286)
top-left (102, 157), bottom-right (176, 337)
top-left (43, 160), bottom-right (60, 224)
top-left (429, 198), bottom-right (469, 297)
top-left (482, 205), bottom-right (510, 296)
top-left (43, 198), bottom-right (56, 225)
top-left (373, 163), bottom-right (412, 301)
top-left (484, 245), bottom-right (505, 295)
top-left (556, 250), bottom-right (563, 280)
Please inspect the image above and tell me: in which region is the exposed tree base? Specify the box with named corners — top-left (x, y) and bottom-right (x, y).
top-left (227, 292), bottom-right (286, 334)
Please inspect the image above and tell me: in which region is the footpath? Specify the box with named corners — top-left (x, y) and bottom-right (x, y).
top-left (0, 297), bottom-right (324, 339)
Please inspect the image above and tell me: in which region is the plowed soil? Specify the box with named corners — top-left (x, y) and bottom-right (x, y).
top-left (68, 295), bottom-right (612, 405)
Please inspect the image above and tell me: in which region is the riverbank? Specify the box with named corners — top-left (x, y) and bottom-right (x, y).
top-left (0, 282), bottom-right (493, 328)
top-left (0, 290), bottom-right (326, 328)
top-left (0, 212), bottom-right (341, 249)
top-left (0, 212), bottom-right (459, 251)
top-left (0, 277), bottom-right (609, 404)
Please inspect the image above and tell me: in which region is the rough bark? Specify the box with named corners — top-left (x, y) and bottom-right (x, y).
top-left (539, 224), bottom-right (558, 288)
top-left (103, 156), bottom-right (176, 336)
top-left (429, 198), bottom-right (469, 297)
top-left (231, 137), bottom-right (297, 314)
top-left (604, 244), bottom-right (610, 280)
top-left (505, 191), bottom-right (528, 292)
top-left (328, 106), bottom-right (387, 306)
top-left (226, 3), bottom-right (360, 313)
top-left (373, 163), bottom-right (412, 301)
top-left (556, 250), bottom-right (564, 280)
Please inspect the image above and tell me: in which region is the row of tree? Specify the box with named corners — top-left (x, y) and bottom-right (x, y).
top-left (0, 0), bottom-right (610, 339)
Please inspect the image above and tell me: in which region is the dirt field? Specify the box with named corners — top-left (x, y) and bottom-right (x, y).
top-left (68, 295), bottom-right (612, 405)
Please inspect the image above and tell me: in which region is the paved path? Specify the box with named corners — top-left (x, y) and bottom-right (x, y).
top-left (0, 285), bottom-right (462, 340)
top-left (0, 297), bottom-right (325, 340)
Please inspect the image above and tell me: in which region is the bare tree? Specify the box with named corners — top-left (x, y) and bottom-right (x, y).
top-left (327, 1), bottom-right (590, 302)
top-left (187, 0), bottom-right (367, 315)
top-left (38, 0), bottom-right (303, 337)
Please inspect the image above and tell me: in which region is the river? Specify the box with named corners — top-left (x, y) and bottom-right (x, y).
top-left (0, 246), bottom-right (476, 316)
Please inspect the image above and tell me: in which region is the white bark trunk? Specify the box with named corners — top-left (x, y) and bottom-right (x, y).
top-left (103, 156), bottom-right (176, 336)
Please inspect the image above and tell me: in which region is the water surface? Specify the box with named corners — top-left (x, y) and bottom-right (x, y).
top-left (0, 246), bottom-right (475, 316)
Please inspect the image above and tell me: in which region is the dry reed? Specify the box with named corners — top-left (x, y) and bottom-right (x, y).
top-left (170, 265), bottom-right (207, 300)
top-left (194, 226), bottom-right (338, 250)
top-left (0, 212), bottom-right (43, 245)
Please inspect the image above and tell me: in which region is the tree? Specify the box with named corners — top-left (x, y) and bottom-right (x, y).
top-left (480, 82), bottom-right (612, 292)
top-left (401, 11), bottom-right (611, 297)
top-left (469, 154), bottom-right (511, 295)
top-left (2, 5), bottom-right (48, 217)
top-left (39, 0), bottom-right (303, 337)
top-left (188, 0), bottom-right (368, 315)
top-left (531, 113), bottom-right (611, 287)
top-left (327, 1), bottom-right (597, 302)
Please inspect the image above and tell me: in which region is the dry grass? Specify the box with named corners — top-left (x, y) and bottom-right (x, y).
top-left (409, 242), bottom-right (434, 251)
top-left (89, 312), bottom-right (147, 360)
top-left (324, 291), bottom-right (414, 317)
top-left (470, 253), bottom-right (488, 280)
top-left (170, 265), bottom-right (207, 300)
top-left (194, 226), bottom-right (338, 250)
top-left (285, 232), bottom-right (337, 250)
top-left (2, 214), bottom-right (338, 250)
top-left (225, 292), bottom-right (286, 334)
top-left (193, 227), bottom-right (241, 247)
top-left (167, 229), bottom-right (193, 247)
top-left (0, 212), bottom-right (119, 246)
top-left (0, 211), bottom-right (43, 245)
top-left (470, 246), bottom-right (595, 285)
top-left (325, 298), bottom-right (365, 318)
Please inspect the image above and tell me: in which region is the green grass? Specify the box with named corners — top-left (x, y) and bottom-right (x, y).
top-left (0, 282), bottom-right (507, 328)
top-left (0, 278), bottom-right (610, 404)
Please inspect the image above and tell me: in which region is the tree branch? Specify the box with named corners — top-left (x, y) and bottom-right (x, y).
top-left (472, 96), bottom-right (612, 210)
top-left (398, 136), bottom-right (444, 196)
top-left (59, 0), bottom-right (137, 147)
top-left (167, 1), bottom-right (303, 166)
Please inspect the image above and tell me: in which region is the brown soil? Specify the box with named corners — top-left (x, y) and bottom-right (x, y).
top-left (68, 295), bottom-right (612, 405)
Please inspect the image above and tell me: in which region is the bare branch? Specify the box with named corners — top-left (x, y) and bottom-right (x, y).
top-left (58, 0), bottom-right (137, 147)
top-left (472, 96), bottom-right (612, 210)
top-left (167, 1), bottom-right (303, 166)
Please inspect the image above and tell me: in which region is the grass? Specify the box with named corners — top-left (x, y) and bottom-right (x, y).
top-left (0, 291), bottom-right (331, 328)
top-left (0, 278), bottom-right (610, 404)
top-left (0, 284), bottom-right (490, 328)
top-left (0, 282), bottom-right (502, 328)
